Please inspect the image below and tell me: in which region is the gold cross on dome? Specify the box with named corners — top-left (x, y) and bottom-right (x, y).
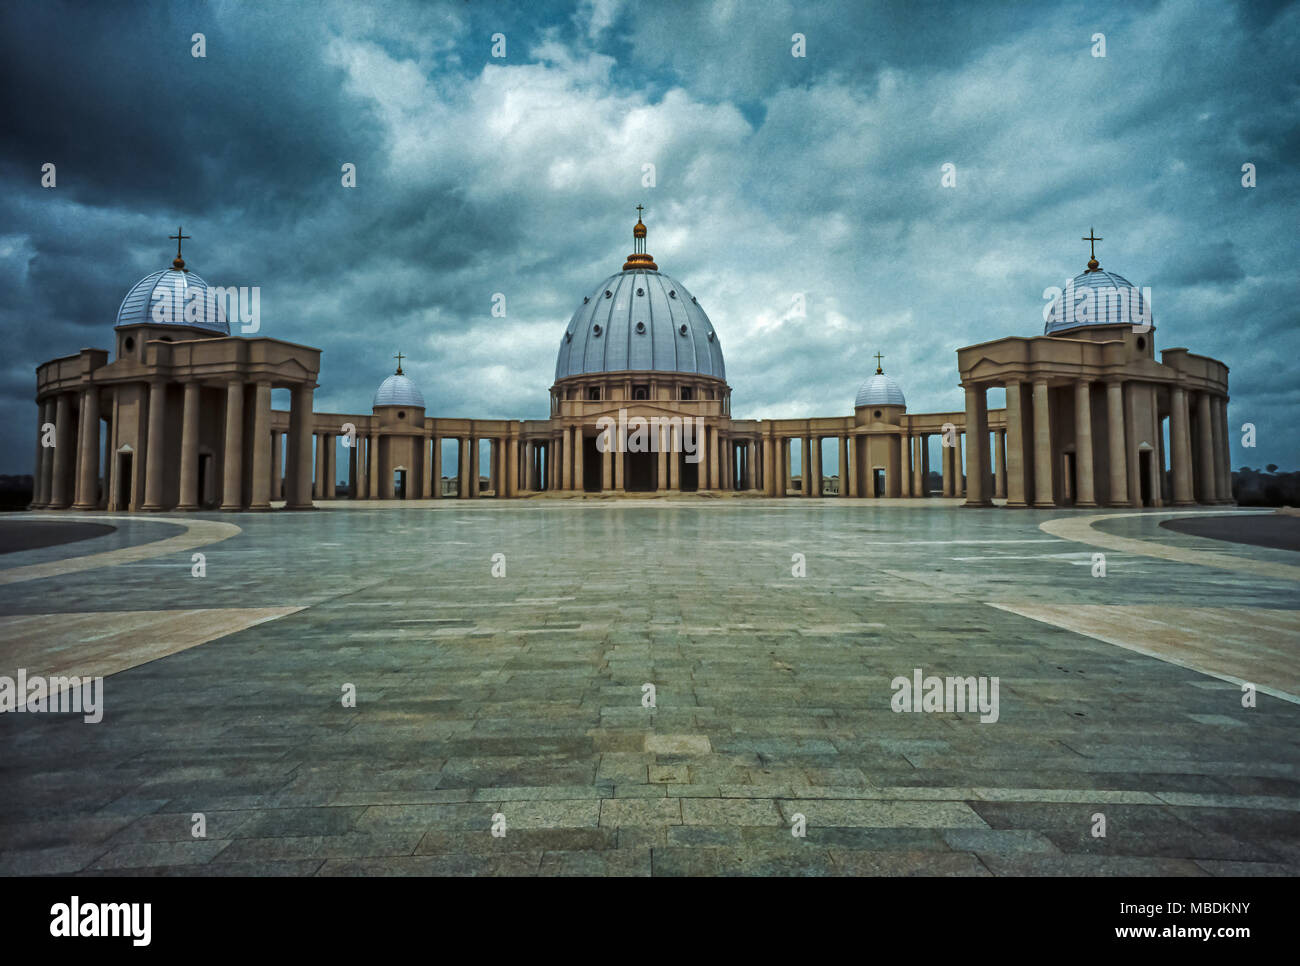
top-left (169, 225), bottom-right (191, 259)
top-left (1082, 227), bottom-right (1102, 260)
top-left (393, 351), bottom-right (405, 374)
top-left (636, 204), bottom-right (644, 221)
top-left (874, 351), bottom-right (884, 374)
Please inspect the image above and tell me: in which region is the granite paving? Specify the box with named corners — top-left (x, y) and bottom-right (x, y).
top-left (0, 501), bottom-right (1297, 875)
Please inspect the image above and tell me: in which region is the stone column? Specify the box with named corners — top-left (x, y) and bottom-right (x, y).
top-left (963, 386), bottom-right (992, 507)
top-left (142, 383), bottom-right (168, 510)
top-left (748, 443), bottom-right (759, 491)
top-left (367, 432), bottom-right (380, 499)
top-left (994, 430), bottom-right (1007, 500)
top-left (847, 436), bottom-right (858, 497)
top-left (657, 424), bottom-right (669, 491)
top-left (1073, 380), bottom-right (1096, 507)
top-left (247, 383), bottom-right (272, 509)
top-left (421, 436), bottom-right (433, 498)
top-left (73, 387), bottom-right (101, 510)
top-left (602, 443), bottom-right (612, 491)
top-left (899, 434), bottom-right (912, 498)
top-left (562, 428), bottom-right (573, 490)
top-left (523, 441), bottom-right (533, 492)
top-left (50, 392), bottom-right (76, 508)
top-left (354, 435), bottom-right (368, 499)
top-left (347, 436), bottom-right (357, 500)
top-left (219, 381), bottom-right (245, 510)
top-left (287, 384), bottom-right (315, 509)
top-left (572, 430), bottom-right (584, 492)
top-left (324, 434), bottom-right (336, 499)
top-left (1032, 379), bottom-right (1054, 507)
top-left (1106, 381), bottom-right (1128, 506)
top-left (941, 434), bottom-right (953, 497)
top-left (1214, 397), bottom-right (1231, 503)
top-left (315, 432), bottom-right (328, 500)
top-left (1197, 392), bottom-right (1216, 504)
top-left (272, 432), bottom-right (283, 502)
top-left (1170, 386), bottom-right (1194, 505)
top-left (667, 426), bottom-right (678, 491)
top-left (33, 399), bottom-right (55, 508)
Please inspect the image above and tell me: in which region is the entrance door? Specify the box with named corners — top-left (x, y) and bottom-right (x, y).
top-left (1139, 451), bottom-right (1153, 506)
top-left (116, 452), bottom-right (133, 509)
top-left (395, 469), bottom-right (407, 499)
top-left (873, 468), bottom-right (885, 497)
top-left (583, 435), bottom-right (602, 492)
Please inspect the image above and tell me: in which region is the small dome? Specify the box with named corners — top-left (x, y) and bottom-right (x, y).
top-left (373, 372), bottom-right (425, 408)
top-left (1045, 268), bottom-right (1153, 335)
top-left (855, 372), bottom-right (906, 409)
top-left (115, 268), bottom-right (229, 335)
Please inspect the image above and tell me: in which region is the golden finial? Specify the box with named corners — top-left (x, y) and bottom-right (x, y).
top-left (874, 351), bottom-right (885, 375)
top-left (1082, 227), bottom-right (1102, 272)
top-left (623, 204), bottom-right (657, 271)
top-left (169, 225), bottom-right (191, 271)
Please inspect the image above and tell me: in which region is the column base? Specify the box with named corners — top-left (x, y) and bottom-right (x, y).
top-left (1172, 500), bottom-right (1197, 507)
top-left (1003, 501), bottom-right (1030, 508)
top-left (283, 502), bottom-right (316, 510)
top-left (174, 503), bottom-right (199, 511)
top-left (1075, 501), bottom-right (1098, 508)
top-left (71, 502), bottom-right (99, 511)
top-left (1032, 501), bottom-right (1056, 508)
top-left (962, 499), bottom-right (993, 508)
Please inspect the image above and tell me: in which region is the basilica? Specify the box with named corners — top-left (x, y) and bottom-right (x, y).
top-left (30, 214), bottom-right (1232, 510)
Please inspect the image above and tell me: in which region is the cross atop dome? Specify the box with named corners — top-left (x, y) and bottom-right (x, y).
top-left (169, 225), bottom-right (191, 272)
top-left (1082, 227), bottom-right (1102, 273)
top-left (393, 351), bottom-right (405, 375)
top-left (874, 351), bottom-right (885, 375)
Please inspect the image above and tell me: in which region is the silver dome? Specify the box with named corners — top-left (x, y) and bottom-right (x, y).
top-left (373, 373), bottom-right (425, 408)
top-left (855, 373), bottom-right (906, 409)
top-left (554, 269), bottom-right (726, 380)
top-left (115, 268), bottom-right (229, 335)
top-left (1045, 268), bottom-right (1153, 335)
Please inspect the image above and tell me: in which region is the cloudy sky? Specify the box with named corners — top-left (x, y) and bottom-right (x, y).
top-left (2, 0), bottom-right (1297, 475)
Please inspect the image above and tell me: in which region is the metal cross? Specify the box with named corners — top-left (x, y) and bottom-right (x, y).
top-left (393, 351), bottom-right (405, 373)
top-left (1082, 227), bottom-right (1102, 260)
top-left (874, 351), bottom-right (884, 373)
top-left (169, 225), bottom-right (191, 259)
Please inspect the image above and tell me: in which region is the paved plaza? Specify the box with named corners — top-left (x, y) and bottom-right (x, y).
top-left (1, 499), bottom-right (1298, 876)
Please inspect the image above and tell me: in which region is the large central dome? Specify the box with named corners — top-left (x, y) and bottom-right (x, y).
top-left (554, 215), bottom-right (725, 381)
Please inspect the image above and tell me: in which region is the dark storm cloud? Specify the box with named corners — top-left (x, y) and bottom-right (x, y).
top-left (1, 0), bottom-right (1297, 474)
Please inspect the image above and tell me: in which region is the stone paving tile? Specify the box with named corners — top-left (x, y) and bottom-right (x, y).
top-left (416, 828), bottom-right (615, 855)
top-left (779, 800), bottom-right (990, 829)
top-left (829, 850), bottom-right (991, 876)
top-left (88, 840), bottom-right (231, 869)
top-left (651, 846), bottom-right (837, 876)
top-left (599, 798), bottom-right (683, 827)
top-left (0, 844), bottom-right (114, 875)
top-left (316, 853), bottom-right (544, 876)
top-left (540, 848), bottom-right (652, 876)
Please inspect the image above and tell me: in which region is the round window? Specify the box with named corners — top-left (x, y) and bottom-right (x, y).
top-left (679, 324), bottom-right (688, 336)
top-left (874, 410), bottom-right (882, 418)
top-left (397, 411), bottom-right (406, 419)
top-left (635, 321), bottom-right (646, 334)
top-left (124, 336), bottom-right (135, 351)
top-left (604, 290), bottom-right (612, 299)
top-left (1136, 336), bottom-right (1147, 350)
top-left (593, 324), bottom-right (602, 336)
top-left (636, 287), bottom-right (645, 296)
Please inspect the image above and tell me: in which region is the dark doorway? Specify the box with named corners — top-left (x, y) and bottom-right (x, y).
top-left (680, 453), bottom-right (699, 492)
top-left (873, 468), bottom-right (885, 497)
top-left (116, 452), bottom-right (132, 509)
top-left (626, 451), bottom-right (654, 491)
top-left (583, 435), bottom-right (602, 492)
top-left (395, 469), bottom-right (407, 499)
top-left (1064, 452), bottom-right (1077, 505)
top-left (1139, 451), bottom-right (1153, 506)
top-left (197, 453), bottom-right (212, 507)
